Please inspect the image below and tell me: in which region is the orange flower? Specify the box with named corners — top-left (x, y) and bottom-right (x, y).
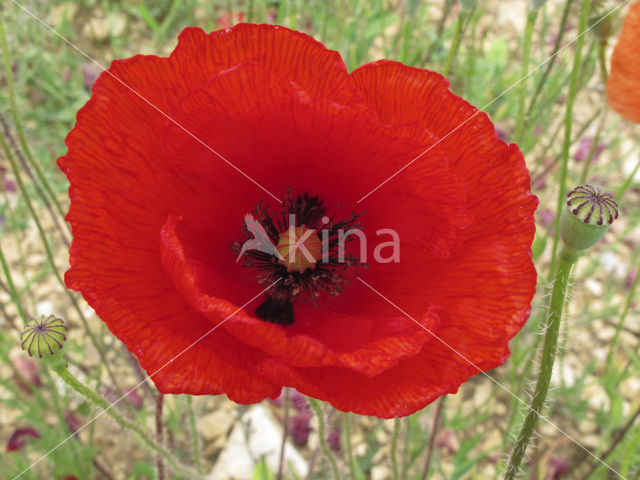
top-left (606, 1), bottom-right (640, 123)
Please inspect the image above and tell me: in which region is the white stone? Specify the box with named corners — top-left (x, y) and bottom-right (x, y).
top-left (583, 384), bottom-right (610, 411)
top-left (599, 251), bottom-right (628, 281)
top-left (207, 405), bottom-right (308, 480)
top-left (36, 300), bottom-right (54, 317)
top-left (198, 410), bottom-right (235, 442)
top-left (584, 279), bottom-right (603, 297)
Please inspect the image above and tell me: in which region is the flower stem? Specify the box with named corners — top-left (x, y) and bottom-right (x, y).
top-left (277, 388), bottom-right (290, 480)
top-left (343, 412), bottom-right (357, 480)
top-left (604, 254), bottom-right (640, 371)
top-left (0, 115), bottom-right (125, 403)
top-left (155, 393), bottom-right (165, 480)
top-left (443, 12), bottom-right (465, 77)
top-left (0, 17), bottom-right (70, 233)
top-left (549, 0), bottom-right (591, 274)
top-left (390, 418), bottom-right (400, 480)
top-left (54, 366), bottom-right (201, 479)
top-left (0, 241), bottom-right (29, 324)
top-left (186, 396), bottom-right (203, 474)
top-left (526, 0), bottom-right (571, 120)
top-left (579, 39), bottom-right (610, 186)
top-left (514, 7), bottom-right (539, 145)
top-left (504, 247), bottom-right (576, 479)
top-left (617, 144), bottom-right (640, 198)
top-left (424, 0), bottom-right (456, 64)
top-left (421, 397), bottom-right (446, 480)
top-left (308, 398), bottom-right (340, 480)
top-left (578, 105), bottom-right (608, 185)
top-left (580, 403), bottom-right (640, 480)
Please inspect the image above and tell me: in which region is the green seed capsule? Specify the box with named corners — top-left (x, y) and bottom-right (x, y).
top-left (559, 185), bottom-right (618, 252)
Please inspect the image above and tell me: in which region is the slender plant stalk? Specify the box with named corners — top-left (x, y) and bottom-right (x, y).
top-left (186, 396), bottom-right (204, 474)
top-left (549, 0), bottom-right (591, 274)
top-left (604, 256), bottom-right (640, 371)
top-left (44, 368), bottom-right (85, 476)
top-left (390, 418), bottom-right (400, 480)
top-left (54, 366), bottom-right (202, 479)
top-left (421, 397), bottom-right (446, 480)
top-left (0, 124), bottom-right (125, 399)
top-left (0, 112), bottom-right (70, 247)
top-left (514, 7), bottom-right (539, 145)
top-left (578, 106), bottom-right (608, 185)
top-left (526, 0), bottom-right (571, 119)
top-left (597, 39), bottom-right (608, 81)
top-left (277, 388), bottom-right (290, 480)
top-left (400, 416), bottom-right (411, 480)
top-left (424, 0), bottom-right (456, 64)
top-left (581, 403), bottom-right (640, 479)
top-left (308, 398), bottom-right (340, 480)
top-left (579, 38), bottom-right (610, 185)
top-left (442, 11), bottom-right (465, 77)
top-left (531, 107), bottom-right (601, 184)
top-left (156, 393), bottom-right (165, 480)
top-left (343, 412), bottom-right (357, 480)
top-left (504, 247), bottom-right (576, 479)
top-left (617, 144), bottom-right (640, 198)
top-left (0, 17), bottom-right (70, 229)
top-left (0, 242), bottom-right (29, 323)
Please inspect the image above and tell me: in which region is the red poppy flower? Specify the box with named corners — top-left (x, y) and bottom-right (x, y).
top-left (59, 24), bottom-right (537, 417)
top-left (606, 0), bottom-right (640, 123)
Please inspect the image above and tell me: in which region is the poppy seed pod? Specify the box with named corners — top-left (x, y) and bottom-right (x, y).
top-left (559, 185), bottom-right (618, 253)
top-left (21, 315), bottom-right (68, 366)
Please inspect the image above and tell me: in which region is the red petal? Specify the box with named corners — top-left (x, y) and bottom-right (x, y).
top-left (160, 214), bottom-right (441, 377)
top-left (606, 1), bottom-right (640, 123)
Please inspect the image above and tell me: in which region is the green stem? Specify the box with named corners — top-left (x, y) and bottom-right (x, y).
top-left (549, 0), bottom-right (591, 275)
top-left (0, 119), bottom-right (125, 400)
top-left (390, 418), bottom-right (400, 480)
top-left (597, 40), bottom-right (608, 81)
top-left (155, 393), bottom-right (165, 480)
top-left (526, 0), bottom-right (571, 119)
top-left (442, 12), bottom-right (465, 77)
top-left (504, 247), bottom-right (576, 479)
top-left (579, 41), bottom-right (610, 186)
top-left (343, 412), bottom-right (357, 480)
top-left (277, 388), bottom-right (290, 480)
top-left (578, 107), bottom-right (608, 186)
top-left (44, 368), bottom-right (84, 476)
top-left (307, 398), bottom-right (340, 480)
top-left (581, 403), bottom-right (640, 480)
top-left (604, 256), bottom-right (640, 371)
top-left (54, 366), bottom-right (202, 479)
top-left (617, 145), bottom-right (640, 198)
top-left (400, 417), bottom-right (410, 480)
top-left (186, 396), bottom-right (203, 474)
top-left (0, 241), bottom-right (29, 324)
top-left (421, 397), bottom-right (445, 480)
top-left (0, 16), bottom-right (70, 230)
top-left (514, 7), bottom-right (539, 145)
top-left (424, 0), bottom-right (455, 64)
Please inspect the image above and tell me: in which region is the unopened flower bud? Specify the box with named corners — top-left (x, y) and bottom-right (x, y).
top-left (589, 8), bottom-right (616, 43)
top-left (21, 315), bottom-right (68, 366)
top-left (559, 185), bottom-right (618, 253)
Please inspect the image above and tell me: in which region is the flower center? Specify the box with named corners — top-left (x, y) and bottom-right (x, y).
top-left (233, 191), bottom-right (363, 325)
top-left (276, 225), bottom-right (322, 272)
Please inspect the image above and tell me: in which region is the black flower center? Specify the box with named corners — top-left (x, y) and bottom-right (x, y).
top-left (233, 191), bottom-right (364, 325)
